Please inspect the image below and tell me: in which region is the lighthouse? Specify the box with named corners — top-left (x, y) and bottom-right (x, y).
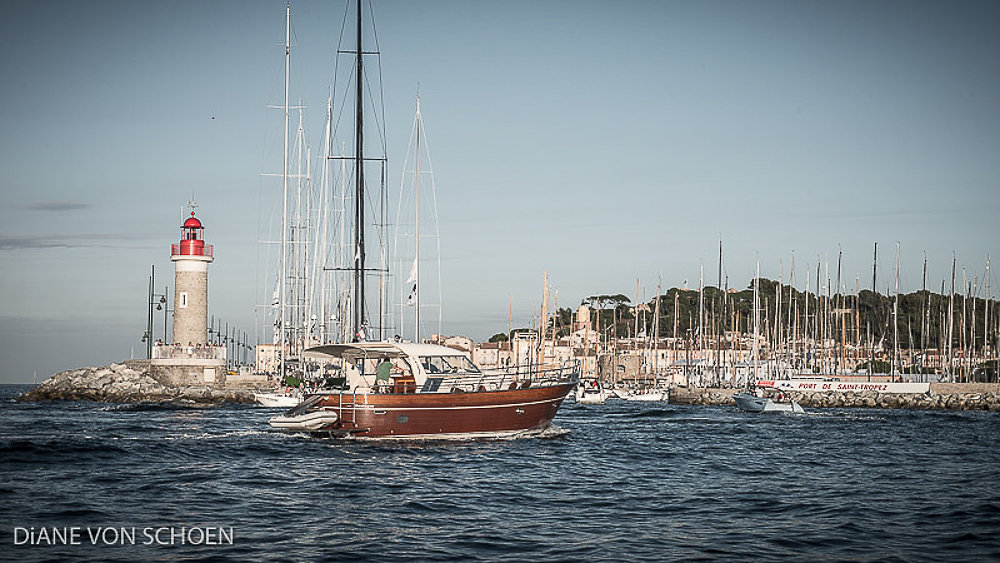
top-left (150, 206), bottom-right (228, 387)
top-left (171, 210), bottom-right (214, 345)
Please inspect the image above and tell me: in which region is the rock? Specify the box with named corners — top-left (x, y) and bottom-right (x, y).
top-left (17, 362), bottom-right (254, 405)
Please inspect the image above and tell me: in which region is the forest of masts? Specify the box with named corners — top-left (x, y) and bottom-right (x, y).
top-left (521, 250), bottom-right (997, 383)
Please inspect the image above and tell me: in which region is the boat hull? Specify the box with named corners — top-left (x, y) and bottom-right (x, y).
top-left (733, 393), bottom-right (805, 414)
top-left (612, 389), bottom-right (668, 401)
top-left (269, 409), bottom-right (340, 431)
top-left (301, 382), bottom-right (576, 438)
top-left (254, 392), bottom-right (302, 408)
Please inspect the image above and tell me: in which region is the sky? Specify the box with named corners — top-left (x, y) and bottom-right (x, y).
top-left (1, 0), bottom-right (998, 383)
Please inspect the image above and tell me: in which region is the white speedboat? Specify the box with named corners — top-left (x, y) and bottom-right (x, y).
top-left (254, 390), bottom-right (302, 408)
top-left (733, 392), bottom-right (805, 414)
top-left (612, 388), bottom-right (669, 402)
top-left (576, 379), bottom-right (610, 405)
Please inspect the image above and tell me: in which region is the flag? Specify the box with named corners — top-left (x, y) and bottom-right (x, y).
top-left (406, 283), bottom-right (417, 305)
top-left (406, 257), bottom-right (418, 284)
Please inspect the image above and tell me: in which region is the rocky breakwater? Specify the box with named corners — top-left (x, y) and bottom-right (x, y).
top-left (669, 384), bottom-right (1000, 411)
top-left (786, 388), bottom-right (1000, 411)
top-left (18, 361), bottom-right (256, 404)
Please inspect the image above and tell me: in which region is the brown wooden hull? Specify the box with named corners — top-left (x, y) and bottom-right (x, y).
top-left (311, 382), bottom-right (576, 438)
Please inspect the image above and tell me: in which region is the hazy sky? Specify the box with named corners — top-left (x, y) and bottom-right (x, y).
top-left (2, 0), bottom-right (998, 382)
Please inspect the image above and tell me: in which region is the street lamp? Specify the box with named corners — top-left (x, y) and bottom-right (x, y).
top-left (142, 265), bottom-right (170, 359)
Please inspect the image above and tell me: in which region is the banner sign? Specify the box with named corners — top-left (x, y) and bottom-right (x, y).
top-left (757, 380), bottom-right (930, 394)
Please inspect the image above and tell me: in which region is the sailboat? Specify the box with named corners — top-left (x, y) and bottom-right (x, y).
top-left (732, 261), bottom-right (805, 414)
top-left (268, 0), bottom-right (578, 438)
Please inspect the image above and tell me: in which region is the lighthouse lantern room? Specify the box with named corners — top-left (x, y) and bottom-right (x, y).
top-left (171, 210), bottom-right (215, 346)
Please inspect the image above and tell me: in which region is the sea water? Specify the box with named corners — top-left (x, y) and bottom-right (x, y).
top-left (1, 384), bottom-right (997, 561)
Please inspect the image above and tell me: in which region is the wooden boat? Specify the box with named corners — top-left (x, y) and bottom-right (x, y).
top-left (269, 342), bottom-right (578, 439)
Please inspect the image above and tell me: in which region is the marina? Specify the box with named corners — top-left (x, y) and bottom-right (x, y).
top-left (2, 0), bottom-right (999, 560)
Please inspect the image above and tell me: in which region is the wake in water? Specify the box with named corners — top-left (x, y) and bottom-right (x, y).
top-left (99, 402), bottom-right (221, 412)
top-left (287, 424), bottom-right (573, 443)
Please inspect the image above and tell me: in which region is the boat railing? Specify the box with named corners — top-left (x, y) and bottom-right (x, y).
top-left (435, 361), bottom-right (579, 393)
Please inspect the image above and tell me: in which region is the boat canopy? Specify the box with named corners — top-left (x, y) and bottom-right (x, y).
top-left (303, 343), bottom-right (408, 362)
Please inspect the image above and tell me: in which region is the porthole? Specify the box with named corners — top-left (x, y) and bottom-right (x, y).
top-left (397, 415), bottom-right (409, 423)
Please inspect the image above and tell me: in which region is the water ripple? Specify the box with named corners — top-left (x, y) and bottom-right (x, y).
top-left (0, 385), bottom-right (998, 561)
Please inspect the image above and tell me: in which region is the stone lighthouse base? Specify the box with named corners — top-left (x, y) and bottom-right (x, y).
top-left (150, 345), bottom-right (227, 387)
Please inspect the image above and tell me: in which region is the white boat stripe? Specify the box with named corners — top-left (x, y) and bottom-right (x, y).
top-left (333, 396), bottom-right (566, 412)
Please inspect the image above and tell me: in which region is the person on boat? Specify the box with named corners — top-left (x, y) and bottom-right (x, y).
top-left (375, 358), bottom-right (394, 392)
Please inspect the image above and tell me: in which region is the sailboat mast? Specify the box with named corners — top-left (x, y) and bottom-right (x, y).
top-left (869, 242), bottom-right (877, 381)
top-left (279, 2), bottom-right (290, 381)
top-left (948, 254), bottom-right (956, 380)
top-left (985, 256), bottom-right (991, 362)
top-left (893, 241), bottom-right (900, 376)
top-left (921, 252), bottom-right (928, 374)
top-left (353, 0), bottom-right (366, 339)
top-left (414, 97), bottom-right (422, 341)
top-left (753, 260), bottom-right (760, 387)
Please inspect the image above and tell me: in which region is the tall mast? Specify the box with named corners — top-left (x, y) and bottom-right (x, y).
top-left (716, 239), bottom-right (723, 382)
top-left (921, 251), bottom-right (928, 374)
top-left (948, 254), bottom-right (956, 380)
top-left (279, 2), bottom-right (290, 380)
top-left (353, 0), bottom-right (366, 339)
top-left (836, 248), bottom-right (842, 374)
top-left (414, 96), bottom-right (422, 341)
top-left (752, 259), bottom-right (760, 387)
top-left (317, 93), bottom-right (333, 344)
top-left (985, 256), bottom-right (991, 363)
top-left (653, 279), bottom-right (661, 376)
top-left (893, 241), bottom-right (900, 377)
top-left (869, 242), bottom-right (877, 381)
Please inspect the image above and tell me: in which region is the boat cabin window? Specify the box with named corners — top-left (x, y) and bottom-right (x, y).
top-left (421, 377), bottom-right (443, 392)
top-left (419, 355), bottom-right (480, 375)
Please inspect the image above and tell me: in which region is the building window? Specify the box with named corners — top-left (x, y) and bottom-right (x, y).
top-left (179, 291), bottom-right (188, 308)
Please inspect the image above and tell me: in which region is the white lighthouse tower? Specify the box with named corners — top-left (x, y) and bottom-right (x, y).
top-left (151, 206), bottom-right (226, 386)
top-left (171, 209), bottom-right (214, 345)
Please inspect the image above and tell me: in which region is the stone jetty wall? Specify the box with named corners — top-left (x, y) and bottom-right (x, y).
top-left (670, 384), bottom-right (1000, 411)
top-left (18, 362), bottom-right (256, 404)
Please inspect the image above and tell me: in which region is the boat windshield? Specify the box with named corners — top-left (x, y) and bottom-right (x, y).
top-left (419, 355), bottom-right (480, 375)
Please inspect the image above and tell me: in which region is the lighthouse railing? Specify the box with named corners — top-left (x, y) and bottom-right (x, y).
top-left (152, 344), bottom-right (226, 361)
top-left (170, 243), bottom-right (214, 258)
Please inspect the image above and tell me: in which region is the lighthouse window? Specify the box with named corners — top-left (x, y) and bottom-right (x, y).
top-left (179, 291), bottom-right (188, 308)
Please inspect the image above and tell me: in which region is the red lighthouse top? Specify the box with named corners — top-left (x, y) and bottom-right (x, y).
top-left (171, 211), bottom-right (214, 259)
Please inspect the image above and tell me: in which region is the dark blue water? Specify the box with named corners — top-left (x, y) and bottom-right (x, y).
top-left (1, 384), bottom-right (998, 562)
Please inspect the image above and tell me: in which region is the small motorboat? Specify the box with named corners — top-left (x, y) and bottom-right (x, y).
top-left (733, 392), bottom-right (806, 414)
top-left (576, 379), bottom-right (610, 405)
top-left (268, 395), bottom-right (340, 431)
top-left (254, 390), bottom-right (303, 408)
top-left (612, 388), bottom-right (669, 402)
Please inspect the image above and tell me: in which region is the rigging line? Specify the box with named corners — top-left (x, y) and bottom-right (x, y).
top-left (335, 0), bottom-right (349, 60)
top-left (362, 64), bottom-right (388, 151)
top-left (369, 0), bottom-right (389, 156)
top-left (329, 62), bottom-right (356, 146)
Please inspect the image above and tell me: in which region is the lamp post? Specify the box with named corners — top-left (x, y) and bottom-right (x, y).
top-left (161, 286), bottom-right (171, 345)
top-left (142, 265), bottom-right (169, 359)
